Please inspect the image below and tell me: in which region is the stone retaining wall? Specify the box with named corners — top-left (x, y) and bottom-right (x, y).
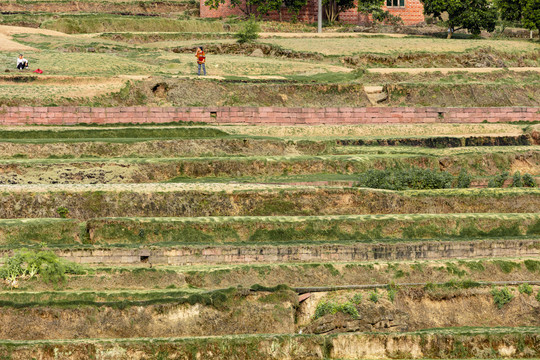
top-left (1, 106), bottom-right (538, 125)
top-left (1, 239), bottom-right (537, 265)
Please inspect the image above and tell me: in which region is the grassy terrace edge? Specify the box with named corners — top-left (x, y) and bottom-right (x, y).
top-left (2, 213), bottom-right (540, 246)
top-left (0, 328), bottom-right (539, 360)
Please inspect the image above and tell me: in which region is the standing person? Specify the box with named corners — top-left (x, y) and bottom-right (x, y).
top-left (16, 54), bottom-right (28, 70)
top-left (196, 47), bottom-right (206, 76)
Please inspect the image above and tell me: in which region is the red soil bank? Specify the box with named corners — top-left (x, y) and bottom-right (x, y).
top-left (0, 106), bottom-right (538, 125)
top-left (200, 0), bottom-right (425, 25)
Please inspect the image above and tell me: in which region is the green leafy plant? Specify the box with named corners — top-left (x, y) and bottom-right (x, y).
top-left (0, 250), bottom-right (84, 288)
top-left (369, 290), bottom-right (380, 303)
top-left (56, 207), bottom-right (70, 219)
top-left (422, 0), bottom-right (498, 37)
top-left (314, 300), bottom-right (337, 319)
top-left (495, 0), bottom-right (540, 32)
top-left (518, 283), bottom-right (533, 295)
top-left (234, 17), bottom-right (260, 44)
top-left (537, 290), bottom-right (540, 303)
top-left (351, 293), bottom-right (363, 304)
top-left (387, 283), bottom-right (399, 302)
top-left (488, 171), bottom-right (509, 188)
top-left (523, 173), bottom-right (538, 188)
top-left (357, 167), bottom-right (453, 190)
top-left (512, 171), bottom-right (523, 187)
top-left (491, 287), bottom-right (514, 309)
top-left (456, 169), bottom-right (472, 188)
top-left (314, 300), bottom-right (359, 319)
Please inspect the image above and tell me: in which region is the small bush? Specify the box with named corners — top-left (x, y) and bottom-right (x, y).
top-left (351, 293), bottom-right (363, 304)
top-left (524, 260), bottom-right (540, 272)
top-left (523, 173), bottom-right (538, 187)
top-left (491, 287), bottom-right (514, 309)
top-left (339, 302), bottom-right (359, 318)
top-left (537, 291), bottom-right (540, 303)
top-left (314, 300), bottom-right (359, 319)
top-left (314, 300), bottom-right (336, 319)
top-left (493, 260), bottom-right (521, 274)
top-left (511, 171), bottom-right (523, 187)
top-left (369, 290), bottom-right (380, 303)
top-left (456, 169), bottom-right (472, 188)
top-left (488, 171), bottom-right (509, 188)
top-left (518, 283), bottom-right (533, 295)
top-left (388, 288), bottom-right (397, 302)
top-left (0, 250), bottom-right (84, 288)
top-left (357, 167), bottom-right (453, 190)
top-left (56, 207), bottom-right (69, 219)
top-left (235, 17), bottom-right (260, 44)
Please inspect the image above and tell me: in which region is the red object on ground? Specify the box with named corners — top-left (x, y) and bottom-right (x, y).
top-left (33, 69), bottom-right (43, 74)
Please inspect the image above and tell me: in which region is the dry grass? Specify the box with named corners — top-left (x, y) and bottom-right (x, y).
top-left (263, 37), bottom-right (540, 56)
top-left (157, 53), bottom-right (351, 76)
top-left (222, 123), bottom-right (526, 139)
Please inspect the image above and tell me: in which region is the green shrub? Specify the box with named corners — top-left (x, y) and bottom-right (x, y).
top-left (456, 169), bottom-right (472, 188)
top-left (491, 287), bottom-right (514, 309)
top-left (351, 293), bottom-right (363, 304)
top-left (537, 291), bottom-right (540, 303)
top-left (446, 263), bottom-right (467, 277)
top-left (369, 290), bottom-right (380, 303)
top-left (488, 171), bottom-right (509, 188)
top-left (314, 300), bottom-right (336, 319)
top-left (339, 302), bottom-right (359, 318)
top-left (313, 300), bottom-right (359, 319)
top-left (388, 288), bottom-right (397, 302)
top-left (464, 261), bottom-right (485, 272)
top-left (0, 250), bottom-right (84, 287)
top-left (523, 173), bottom-right (538, 187)
top-left (493, 260), bottom-right (521, 274)
top-left (56, 207), bottom-right (69, 219)
top-left (235, 17), bottom-right (260, 44)
top-left (518, 283), bottom-right (533, 295)
top-left (524, 260), bottom-right (540, 272)
top-left (357, 167), bottom-right (453, 190)
top-left (511, 171), bottom-right (523, 187)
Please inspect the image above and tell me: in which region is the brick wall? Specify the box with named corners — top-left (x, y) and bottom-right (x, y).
top-left (200, 0), bottom-right (424, 25)
top-left (200, 0), bottom-right (318, 22)
top-left (0, 106), bottom-right (538, 125)
top-left (339, 0), bottom-right (424, 25)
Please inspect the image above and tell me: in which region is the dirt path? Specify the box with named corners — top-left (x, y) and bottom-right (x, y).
top-left (368, 67), bottom-right (540, 74)
top-left (0, 183), bottom-right (320, 193)
top-left (259, 32), bottom-right (409, 38)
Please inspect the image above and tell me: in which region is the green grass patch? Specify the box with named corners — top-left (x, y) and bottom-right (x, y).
top-left (85, 213), bottom-right (540, 246)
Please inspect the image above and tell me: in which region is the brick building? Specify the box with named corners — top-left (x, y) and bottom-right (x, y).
top-left (200, 0), bottom-right (425, 26)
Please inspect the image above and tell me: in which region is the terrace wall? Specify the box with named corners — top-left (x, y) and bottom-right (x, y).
top-left (0, 106), bottom-right (538, 125)
top-left (0, 239), bottom-right (538, 265)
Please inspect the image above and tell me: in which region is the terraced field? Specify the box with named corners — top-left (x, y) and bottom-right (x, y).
top-left (0, 119), bottom-right (539, 359)
top-left (0, 6), bottom-right (539, 358)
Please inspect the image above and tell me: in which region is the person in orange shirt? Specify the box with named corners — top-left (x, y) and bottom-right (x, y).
top-left (196, 47), bottom-right (206, 76)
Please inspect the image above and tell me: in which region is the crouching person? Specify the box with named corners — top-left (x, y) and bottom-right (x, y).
top-left (17, 54), bottom-right (28, 70)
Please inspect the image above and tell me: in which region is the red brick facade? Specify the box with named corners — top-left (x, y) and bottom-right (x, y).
top-left (1, 107), bottom-right (538, 126)
top-left (200, 0), bottom-right (425, 25)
